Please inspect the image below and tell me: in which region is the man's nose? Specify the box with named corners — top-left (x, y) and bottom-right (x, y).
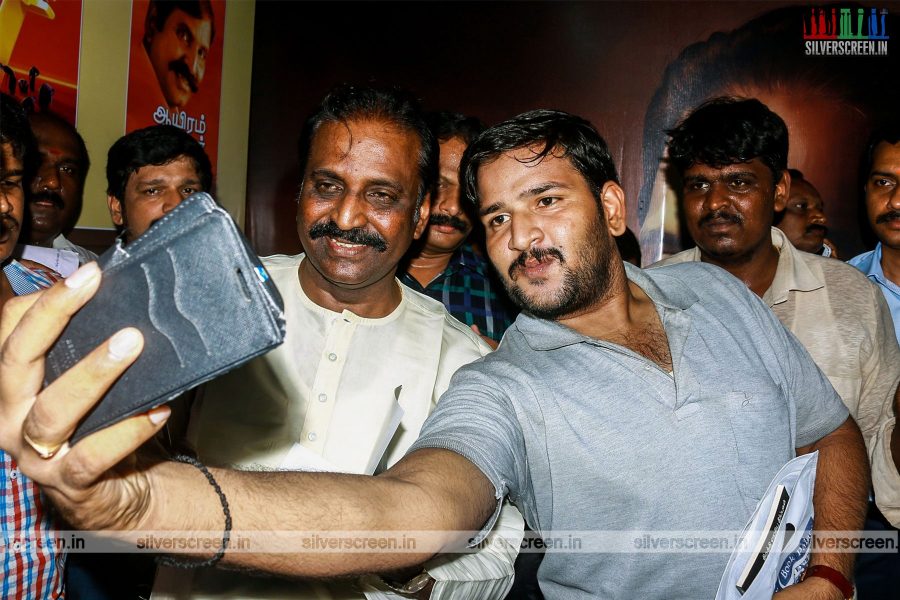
top-left (508, 214), bottom-right (542, 252)
top-left (33, 161), bottom-right (60, 192)
top-left (331, 192), bottom-right (368, 232)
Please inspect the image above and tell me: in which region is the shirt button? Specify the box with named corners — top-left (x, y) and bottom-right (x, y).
top-left (13, 541), bottom-right (21, 552)
top-left (327, 352), bottom-right (337, 362)
top-left (9, 469), bottom-right (18, 480)
top-left (318, 393), bottom-right (327, 403)
top-left (307, 432), bottom-right (318, 442)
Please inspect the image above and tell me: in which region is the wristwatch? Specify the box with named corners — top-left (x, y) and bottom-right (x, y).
top-left (379, 570), bottom-right (434, 594)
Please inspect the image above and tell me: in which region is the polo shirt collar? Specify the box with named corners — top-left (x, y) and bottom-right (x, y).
top-left (857, 243), bottom-right (888, 282)
top-left (515, 262), bottom-right (699, 350)
top-left (763, 227), bottom-right (824, 306)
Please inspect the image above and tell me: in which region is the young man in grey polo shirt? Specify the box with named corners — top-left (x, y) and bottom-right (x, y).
top-left (0, 111), bottom-right (868, 599)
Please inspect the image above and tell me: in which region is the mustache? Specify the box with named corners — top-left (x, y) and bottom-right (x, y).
top-left (805, 223), bottom-right (828, 235)
top-left (308, 221), bottom-right (388, 252)
top-left (429, 213), bottom-right (469, 233)
top-left (29, 190), bottom-right (64, 209)
top-left (169, 59), bottom-right (199, 93)
top-left (508, 246), bottom-right (565, 279)
top-left (0, 213), bottom-right (20, 237)
top-left (699, 209), bottom-right (743, 227)
top-left (875, 210), bottom-right (900, 225)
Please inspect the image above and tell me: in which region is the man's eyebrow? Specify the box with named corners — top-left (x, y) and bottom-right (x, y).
top-left (0, 168), bottom-right (24, 178)
top-left (519, 181), bottom-right (571, 199)
top-left (869, 170), bottom-right (898, 179)
top-left (310, 168), bottom-right (344, 181)
top-left (366, 178), bottom-right (404, 194)
top-left (479, 201), bottom-right (504, 217)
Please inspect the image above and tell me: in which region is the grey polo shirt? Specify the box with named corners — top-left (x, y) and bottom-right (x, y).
top-left (409, 261), bottom-right (849, 599)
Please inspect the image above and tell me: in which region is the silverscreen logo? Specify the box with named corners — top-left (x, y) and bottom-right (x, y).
top-left (803, 6), bottom-right (890, 56)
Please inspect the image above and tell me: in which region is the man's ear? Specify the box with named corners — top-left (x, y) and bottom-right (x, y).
top-left (600, 181), bottom-right (627, 236)
top-left (413, 193), bottom-right (432, 240)
top-left (107, 195), bottom-right (124, 227)
top-left (774, 169), bottom-right (790, 213)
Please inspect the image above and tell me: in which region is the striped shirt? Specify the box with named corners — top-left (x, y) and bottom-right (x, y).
top-left (1, 450), bottom-right (65, 599)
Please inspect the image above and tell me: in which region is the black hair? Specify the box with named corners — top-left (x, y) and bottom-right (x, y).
top-left (146, 0), bottom-right (215, 44)
top-left (666, 97), bottom-right (788, 183)
top-left (427, 111), bottom-right (485, 146)
top-left (297, 83), bottom-right (438, 206)
top-left (28, 110), bottom-right (90, 185)
top-left (787, 168), bottom-right (805, 182)
top-left (106, 125), bottom-right (213, 199)
top-left (861, 121), bottom-right (900, 180)
top-left (461, 109), bottom-right (619, 208)
top-left (1, 93), bottom-right (36, 172)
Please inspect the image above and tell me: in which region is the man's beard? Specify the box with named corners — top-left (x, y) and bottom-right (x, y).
top-left (502, 215), bottom-right (616, 320)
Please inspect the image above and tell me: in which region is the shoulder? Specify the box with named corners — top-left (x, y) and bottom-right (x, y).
top-left (807, 252), bottom-right (881, 300)
top-left (401, 282), bottom-right (491, 358)
top-left (648, 260), bottom-right (757, 304)
top-left (847, 249), bottom-right (876, 270)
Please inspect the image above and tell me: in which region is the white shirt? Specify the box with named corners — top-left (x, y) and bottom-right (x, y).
top-left (52, 233), bottom-right (97, 265)
top-left (656, 228), bottom-right (900, 526)
top-left (153, 253), bottom-right (523, 600)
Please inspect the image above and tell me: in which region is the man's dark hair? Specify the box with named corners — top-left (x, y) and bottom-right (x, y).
top-left (297, 83), bottom-right (438, 206)
top-left (106, 125), bottom-right (213, 199)
top-left (787, 168), bottom-right (805, 182)
top-left (427, 111), bottom-right (485, 146)
top-left (146, 0), bottom-right (215, 43)
top-left (1, 93), bottom-right (37, 172)
top-left (666, 97), bottom-right (788, 183)
top-left (29, 111), bottom-right (90, 185)
top-left (461, 109), bottom-right (620, 208)
top-left (862, 121), bottom-right (900, 180)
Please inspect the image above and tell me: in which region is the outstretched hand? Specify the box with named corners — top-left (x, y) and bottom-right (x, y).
top-left (0, 262), bottom-right (169, 530)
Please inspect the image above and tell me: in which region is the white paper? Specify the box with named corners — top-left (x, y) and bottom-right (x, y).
top-left (16, 244), bottom-right (79, 277)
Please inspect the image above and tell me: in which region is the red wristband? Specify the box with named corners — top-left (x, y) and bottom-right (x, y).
top-left (801, 564), bottom-right (854, 600)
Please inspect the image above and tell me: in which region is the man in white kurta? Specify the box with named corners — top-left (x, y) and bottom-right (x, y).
top-left (152, 84), bottom-right (523, 599)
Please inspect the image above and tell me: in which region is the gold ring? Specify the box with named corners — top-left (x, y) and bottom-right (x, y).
top-left (22, 431), bottom-right (65, 459)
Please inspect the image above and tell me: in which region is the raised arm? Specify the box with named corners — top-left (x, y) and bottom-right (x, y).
top-left (0, 263), bottom-right (496, 577)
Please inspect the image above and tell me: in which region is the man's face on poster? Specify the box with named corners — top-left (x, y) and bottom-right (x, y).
top-left (146, 7), bottom-right (212, 108)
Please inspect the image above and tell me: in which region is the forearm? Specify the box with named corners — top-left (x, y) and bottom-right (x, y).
top-left (141, 449), bottom-right (494, 578)
top-left (798, 418), bottom-right (868, 580)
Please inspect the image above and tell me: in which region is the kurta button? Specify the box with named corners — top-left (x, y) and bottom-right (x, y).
top-left (307, 432), bottom-right (318, 442)
top-left (318, 393), bottom-right (327, 403)
top-left (328, 353), bottom-right (337, 361)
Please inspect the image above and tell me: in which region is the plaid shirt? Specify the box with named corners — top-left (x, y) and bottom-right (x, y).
top-left (400, 244), bottom-right (517, 342)
top-left (2, 450), bottom-right (65, 599)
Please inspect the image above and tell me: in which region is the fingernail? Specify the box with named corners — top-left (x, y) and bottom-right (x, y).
top-left (65, 262), bottom-right (100, 289)
top-left (148, 405), bottom-right (171, 425)
top-left (108, 328), bottom-right (142, 360)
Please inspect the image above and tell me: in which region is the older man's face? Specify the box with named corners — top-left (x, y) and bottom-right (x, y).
top-left (146, 7), bottom-right (212, 108)
top-left (1, 143), bottom-right (25, 261)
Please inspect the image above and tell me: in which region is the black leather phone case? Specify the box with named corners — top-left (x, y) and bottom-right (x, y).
top-left (46, 193), bottom-right (286, 443)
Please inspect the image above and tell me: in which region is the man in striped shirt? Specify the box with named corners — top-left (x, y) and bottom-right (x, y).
top-left (1, 93), bottom-right (65, 599)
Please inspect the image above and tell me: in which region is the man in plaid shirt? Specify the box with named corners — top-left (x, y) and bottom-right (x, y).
top-left (400, 112), bottom-right (516, 346)
top-left (1, 94), bottom-right (65, 598)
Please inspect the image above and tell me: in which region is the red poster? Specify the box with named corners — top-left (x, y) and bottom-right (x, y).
top-left (0, 0), bottom-right (82, 124)
top-left (125, 0), bottom-right (225, 172)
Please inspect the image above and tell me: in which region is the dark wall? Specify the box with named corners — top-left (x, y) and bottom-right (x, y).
top-left (246, 1), bottom-right (895, 258)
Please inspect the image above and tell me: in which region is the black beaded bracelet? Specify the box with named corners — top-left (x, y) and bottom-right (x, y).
top-left (156, 454), bottom-right (232, 569)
